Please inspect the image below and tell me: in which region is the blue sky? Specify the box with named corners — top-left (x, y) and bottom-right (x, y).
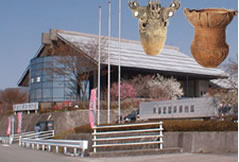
top-left (0, 0), bottom-right (238, 90)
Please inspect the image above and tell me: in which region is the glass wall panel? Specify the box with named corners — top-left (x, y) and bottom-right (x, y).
top-left (42, 82), bottom-right (52, 88)
top-left (36, 57), bottom-right (44, 63)
top-left (33, 83), bottom-right (41, 89)
top-left (30, 89), bottom-right (35, 100)
top-left (53, 88), bottom-right (64, 98)
top-left (31, 65), bottom-right (37, 72)
top-left (34, 70), bottom-right (42, 76)
top-left (43, 88), bottom-right (52, 98)
top-left (53, 73), bottom-right (65, 81)
top-left (64, 88), bottom-right (75, 98)
top-left (29, 56), bottom-right (80, 102)
top-left (35, 89), bottom-right (42, 99)
top-left (44, 56), bottom-right (53, 62)
top-left (35, 63), bottom-right (43, 70)
top-left (42, 74), bottom-right (53, 82)
top-left (43, 98), bottom-right (53, 102)
top-left (53, 81), bottom-right (64, 88)
top-left (53, 98), bottom-right (64, 102)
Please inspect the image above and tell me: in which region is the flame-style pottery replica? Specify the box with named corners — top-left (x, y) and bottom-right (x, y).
top-left (184, 8), bottom-right (237, 68)
top-left (128, 0), bottom-right (180, 56)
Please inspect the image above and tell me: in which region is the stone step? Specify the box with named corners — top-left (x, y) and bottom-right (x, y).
top-left (89, 147), bottom-right (183, 158)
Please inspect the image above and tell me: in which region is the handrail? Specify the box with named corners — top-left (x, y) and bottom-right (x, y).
top-left (93, 141), bottom-right (163, 148)
top-left (92, 134), bottom-right (163, 142)
top-left (92, 121), bottom-right (163, 153)
top-left (23, 139), bottom-right (88, 147)
top-left (9, 131), bottom-right (36, 144)
top-left (93, 128), bottom-right (163, 135)
top-left (19, 130), bottom-right (55, 146)
top-left (0, 136), bottom-right (9, 144)
top-left (21, 138), bottom-right (88, 157)
top-left (93, 122), bottom-right (163, 129)
top-left (20, 130), bottom-right (54, 139)
top-left (13, 131), bottom-right (36, 137)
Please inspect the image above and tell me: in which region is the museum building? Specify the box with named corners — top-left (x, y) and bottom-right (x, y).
top-left (18, 29), bottom-right (225, 103)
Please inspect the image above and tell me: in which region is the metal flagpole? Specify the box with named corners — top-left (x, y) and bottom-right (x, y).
top-left (118, 0), bottom-right (122, 123)
top-left (97, 6), bottom-right (102, 125)
top-left (107, 0), bottom-right (112, 124)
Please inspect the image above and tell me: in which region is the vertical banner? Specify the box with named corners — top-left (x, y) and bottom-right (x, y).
top-left (88, 88), bottom-right (97, 128)
top-left (17, 112), bottom-right (23, 134)
top-left (6, 117), bottom-right (11, 136)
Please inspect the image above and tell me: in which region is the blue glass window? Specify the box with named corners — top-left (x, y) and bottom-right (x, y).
top-left (53, 88), bottom-right (64, 98)
top-left (53, 81), bottom-right (64, 88)
top-left (29, 56), bottom-right (80, 102)
top-left (35, 89), bottom-right (42, 99)
top-left (43, 88), bottom-right (52, 98)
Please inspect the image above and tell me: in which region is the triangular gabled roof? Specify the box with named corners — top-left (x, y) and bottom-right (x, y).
top-left (18, 29), bottom-right (226, 87)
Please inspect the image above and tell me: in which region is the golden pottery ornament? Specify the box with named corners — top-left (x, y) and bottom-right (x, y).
top-left (128, 0), bottom-right (180, 56)
top-left (184, 8), bottom-right (237, 68)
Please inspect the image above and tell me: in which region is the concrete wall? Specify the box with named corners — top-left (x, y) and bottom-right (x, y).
top-left (164, 131), bottom-right (238, 153)
top-left (66, 131), bottom-right (238, 153)
top-left (0, 111), bottom-right (237, 153)
top-left (0, 110), bottom-right (118, 136)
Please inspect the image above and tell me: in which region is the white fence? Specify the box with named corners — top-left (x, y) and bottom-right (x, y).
top-left (92, 122), bottom-right (164, 153)
top-left (19, 130), bottom-right (88, 157)
top-left (0, 136), bottom-right (9, 144)
top-left (21, 138), bottom-right (88, 157)
top-left (18, 130), bottom-right (55, 145)
top-left (9, 131), bottom-right (36, 144)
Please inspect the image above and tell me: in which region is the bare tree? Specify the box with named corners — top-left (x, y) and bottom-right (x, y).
top-left (46, 37), bottom-right (107, 103)
top-left (223, 56), bottom-right (238, 90)
top-left (209, 55), bottom-right (238, 108)
top-left (130, 75), bottom-right (152, 98)
top-left (0, 88), bottom-right (28, 114)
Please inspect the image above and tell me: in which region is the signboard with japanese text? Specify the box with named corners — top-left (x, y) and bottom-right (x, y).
top-left (13, 102), bottom-right (39, 112)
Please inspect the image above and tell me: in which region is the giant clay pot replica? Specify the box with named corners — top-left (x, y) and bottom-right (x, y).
top-left (184, 8), bottom-right (237, 68)
top-left (128, 0), bottom-right (180, 56)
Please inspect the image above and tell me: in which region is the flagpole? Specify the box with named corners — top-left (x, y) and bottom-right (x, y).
top-left (97, 6), bottom-right (102, 125)
top-left (118, 0), bottom-right (122, 123)
top-left (107, 0), bottom-right (112, 124)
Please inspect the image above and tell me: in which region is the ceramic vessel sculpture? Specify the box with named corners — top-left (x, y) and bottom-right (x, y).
top-left (184, 8), bottom-right (237, 68)
top-left (128, 0), bottom-right (180, 56)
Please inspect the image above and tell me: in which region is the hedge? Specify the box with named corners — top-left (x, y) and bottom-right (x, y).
top-left (163, 120), bottom-right (237, 132)
top-left (73, 120), bottom-right (238, 134)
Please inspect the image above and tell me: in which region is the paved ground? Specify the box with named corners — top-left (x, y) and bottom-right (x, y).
top-left (0, 144), bottom-right (237, 162)
top-left (85, 153), bottom-right (238, 162)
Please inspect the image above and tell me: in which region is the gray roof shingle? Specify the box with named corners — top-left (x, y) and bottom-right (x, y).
top-left (57, 31), bottom-right (225, 77)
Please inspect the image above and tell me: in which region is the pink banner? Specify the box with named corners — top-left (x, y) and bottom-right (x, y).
top-left (6, 117), bottom-right (11, 136)
top-left (88, 88), bottom-right (97, 129)
top-left (17, 112), bottom-right (23, 134)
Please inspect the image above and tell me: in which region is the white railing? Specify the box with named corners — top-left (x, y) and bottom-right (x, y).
top-left (21, 138), bottom-right (88, 157)
top-left (9, 131), bottom-right (36, 144)
top-left (19, 130), bottom-right (55, 146)
top-left (92, 122), bottom-right (163, 153)
top-left (0, 136), bottom-right (9, 144)
top-left (19, 130), bottom-right (88, 157)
